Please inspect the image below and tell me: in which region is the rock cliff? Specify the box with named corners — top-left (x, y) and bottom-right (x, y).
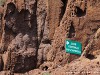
top-left (0, 0), bottom-right (99, 75)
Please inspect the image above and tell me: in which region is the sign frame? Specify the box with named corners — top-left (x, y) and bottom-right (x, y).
top-left (65, 39), bottom-right (82, 55)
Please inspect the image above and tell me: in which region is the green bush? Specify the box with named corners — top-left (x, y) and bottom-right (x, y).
top-left (0, 0), bottom-right (6, 6)
top-left (43, 72), bottom-right (50, 75)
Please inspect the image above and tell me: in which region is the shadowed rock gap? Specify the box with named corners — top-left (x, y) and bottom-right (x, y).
top-left (75, 6), bottom-right (86, 17)
top-left (68, 22), bottom-right (75, 38)
top-left (6, 2), bottom-right (16, 15)
top-left (86, 54), bottom-right (96, 60)
top-left (3, 2), bottom-right (18, 53)
top-left (1, 0), bottom-right (39, 73)
top-left (0, 0), bottom-right (100, 75)
top-left (61, 0), bottom-right (68, 20)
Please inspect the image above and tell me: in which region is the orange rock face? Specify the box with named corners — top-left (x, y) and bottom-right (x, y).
top-left (0, 0), bottom-right (99, 75)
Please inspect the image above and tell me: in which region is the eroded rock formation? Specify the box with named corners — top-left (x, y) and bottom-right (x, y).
top-left (0, 0), bottom-right (99, 75)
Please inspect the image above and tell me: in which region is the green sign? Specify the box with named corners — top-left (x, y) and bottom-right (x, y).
top-left (65, 40), bottom-right (82, 55)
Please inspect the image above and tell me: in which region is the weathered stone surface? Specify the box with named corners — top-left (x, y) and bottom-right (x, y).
top-left (37, 44), bottom-right (51, 67)
top-left (0, 0), bottom-right (99, 75)
top-left (0, 0), bottom-right (38, 73)
top-left (0, 55), bottom-right (3, 71)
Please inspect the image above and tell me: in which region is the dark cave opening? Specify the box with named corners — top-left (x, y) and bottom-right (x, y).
top-left (86, 54), bottom-right (96, 60)
top-left (19, 9), bottom-right (31, 23)
top-left (75, 6), bottom-right (86, 17)
top-left (68, 22), bottom-right (75, 38)
top-left (2, 2), bottom-right (17, 53)
top-left (42, 66), bottom-right (48, 71)
top-left (6, 2), bottom-right (16, 14)
top-left (61, 46), bottom-right (65, 50)
top-left (42, 39), bottom-right (51, 44)
top-left (4, 2), bottom-right (17, 20)
top-left (61, 0), bottom-right (68, 19)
